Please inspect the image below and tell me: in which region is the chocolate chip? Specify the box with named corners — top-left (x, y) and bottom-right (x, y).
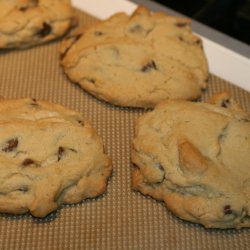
top-left (141, 60), bottom-right (157, 72)
top-left (2, 138), bottom-right (18, 152)
top-left (94, 31), bottom-right (104, 36)
top-left (176, 22), bottom-right (188, 27)
top-left (19, 1), bottom-right (39, 11)
top-left (77, 120), bottom-right (85, 126)
top-left (18, 186), bottom-right (29, 192)
top-left (69, 148), bottom-right (77, 153)
top-left (129, 24), bottom-right (144, 33)
top-left (221, 99), bottom-right (230, 108)
top-left (195, 39), bottom-right (201, 45)
top-left (58, 147), bottom-right (65, 161)
top-left (19, 6), bottom-right (28, 11)
top-left (30, 98), bottom-right (39, 107)
top-left (22, 158), bottom-right (41, 167)
top-left (224, 205), bottom-right (233, 215)
top-left (194, 39), bottom-right (203, 48)
top-left (37, 22), bottom-right (52, 38)
top-left (22, 158), bottom-right (35, 166)
top-left (177, 35), bottom-right (184, 42)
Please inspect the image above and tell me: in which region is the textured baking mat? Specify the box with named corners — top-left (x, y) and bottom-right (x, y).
top-left (0, 9), bottom-right (249, 250)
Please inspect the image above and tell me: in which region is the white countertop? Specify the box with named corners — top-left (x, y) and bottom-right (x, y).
top-left (72, 0), bottom-right (250, 92)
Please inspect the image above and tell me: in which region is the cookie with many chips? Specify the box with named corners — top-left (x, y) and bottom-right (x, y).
top-left (0, 98), bottom-right (111, 217)
top-left (60, 6), bottom-right (208, 108)
top-left (132, 93), bottom-right (250, 228)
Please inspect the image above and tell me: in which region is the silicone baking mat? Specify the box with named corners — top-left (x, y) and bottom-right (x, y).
top-left (0, 9), bottom-right (249, 250)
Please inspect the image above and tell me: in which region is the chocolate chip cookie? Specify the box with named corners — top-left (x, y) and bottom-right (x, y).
top-left (132, 93), bottom-right (250, 228)
top-left (60, 6), bottom-right (208, 108)
top-left (0, 98), bottom-right (111, 217)
top-left (0, 0), bottom-right (76, 49)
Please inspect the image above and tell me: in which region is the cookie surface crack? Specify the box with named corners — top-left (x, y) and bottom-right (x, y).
top-left (166, 180), bottom-right (223, 199)
top-left (216, 122), bottom-right (230, 158)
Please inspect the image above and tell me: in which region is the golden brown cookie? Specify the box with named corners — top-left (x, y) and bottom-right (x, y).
top-left (0, 0), bottom-right (76, 49)
top-left (0, 98), bottom-right (112, 217)
top-left (60, 6), bottom-right (208, 108)
top-left (132, 93), bottom-right (250, 228)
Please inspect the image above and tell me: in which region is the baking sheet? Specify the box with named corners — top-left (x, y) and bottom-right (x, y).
top-left (0, 10), bottom-right (249, 250)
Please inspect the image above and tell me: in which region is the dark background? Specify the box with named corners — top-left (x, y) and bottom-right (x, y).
top-left (153, 0), bottom-right (250, 44)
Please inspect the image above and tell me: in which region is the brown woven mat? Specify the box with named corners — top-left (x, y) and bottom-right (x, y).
top-left (0, 9), bottom-right (249, 250)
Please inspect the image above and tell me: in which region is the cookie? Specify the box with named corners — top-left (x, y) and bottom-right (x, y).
top-left (0, 98), bottom-right (112, 217)
top-left (131, 93), bottom-right (250, 228)
top-left (0, 0), bottom-right (76, 49)
top-left (60, 6), bottom-right (208, 108)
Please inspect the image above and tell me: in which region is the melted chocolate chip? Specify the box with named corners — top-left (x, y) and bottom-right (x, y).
top-left (58, 147), bottom-right (65, 161)
top-left (195, 39), bottom-right (202, 45)
top-left (19, 6), bottom-right (28, 11)
top-left (194, 39), bottom-right (203, 48)
top-left (94, 31), bottom-right (104, 36)
top-left (30, 98), bottom-right (39, 107)
top-left (178, 35), bottom-right (184, 42)
top-left (224, 205), bottom-right (233, 215)
top-left (221, 99), bottom-right (230, 108)
top-left (19, 1), bottom-right (39, 12)
top-left (77, 120), bottom-right (85, 126)
top-left (37, 22), bottom-right (52, 38)
top-left (22, 158), bottom-right (35, 166)
top-left (2, 138), bottom-right (18, 152)
top-left (141, 60), bottom-right (157, 72)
